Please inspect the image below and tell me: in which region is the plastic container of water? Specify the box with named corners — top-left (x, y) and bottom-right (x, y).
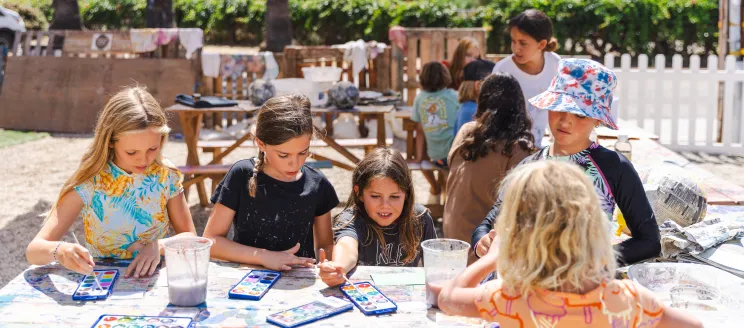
top-left (421, 239), bottom-right (470, 308)
top-left (302, 67), bottom-right (342, 82)
top-left (272, 78), bottom-right (331, 107)
top-left (628, 262), bottom-right (744, 326)
top-left (164, 236), bottom-right (213, 306)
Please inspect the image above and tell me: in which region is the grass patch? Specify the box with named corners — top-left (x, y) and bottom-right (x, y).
top-left (0, 130), bottom-right (49, 148)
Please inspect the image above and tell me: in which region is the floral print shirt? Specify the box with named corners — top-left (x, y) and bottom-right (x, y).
top-left (474, 279), bottom-right (663, 328)
top-left (74, 160), bottom-right (183, 258)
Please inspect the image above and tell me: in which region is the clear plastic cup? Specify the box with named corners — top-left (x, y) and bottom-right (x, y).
top-left (421, 239), bottom-right (470, 308)
top-left (164, 236), bottom-right (213, 306)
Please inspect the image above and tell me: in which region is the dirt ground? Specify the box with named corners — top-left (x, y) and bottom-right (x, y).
top-left (0, 134), bottom-right (442, 287)
top-left (1, 135), bottom-right (743, 287)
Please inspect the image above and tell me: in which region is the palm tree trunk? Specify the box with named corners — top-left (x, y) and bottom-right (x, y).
top-left (50, 0), bottom-right (83, 30)
top-left (265, 0), bottom-right (292, 52)
top-left (146, 0), bottom-right (175, 28)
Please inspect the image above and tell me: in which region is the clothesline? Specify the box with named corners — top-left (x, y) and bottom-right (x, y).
top-left (129, 28), bottom-right (204, 59)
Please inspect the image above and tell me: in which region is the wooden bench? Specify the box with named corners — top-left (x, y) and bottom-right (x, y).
top-left (179, 160), bottom-right (333, 201)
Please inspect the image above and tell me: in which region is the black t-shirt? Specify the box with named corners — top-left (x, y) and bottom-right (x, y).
top-left (211, 158), bottom-right (340, 258)
top-left (334, 204), bottom-right (437, 267)
top-left (472, 143), bottom-right (661, 265)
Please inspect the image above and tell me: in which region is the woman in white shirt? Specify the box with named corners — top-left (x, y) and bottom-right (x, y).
top-left (492, 9), bottom-right (560, 148)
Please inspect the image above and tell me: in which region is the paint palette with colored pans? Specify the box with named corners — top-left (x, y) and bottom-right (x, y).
top-left (266, 296), bottom-right (353, 328)
top-left (339, 281), bottom-right (398, 315)
top-left (73, 269), bottom-right (119, 301)
top-left (228, 270), bottom-right (281, 300)
top-left (90, 314), bottom-right (193, 328)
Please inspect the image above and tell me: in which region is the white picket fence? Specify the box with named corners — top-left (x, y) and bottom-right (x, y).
top-left (604, 54), bottom-right (744, 154)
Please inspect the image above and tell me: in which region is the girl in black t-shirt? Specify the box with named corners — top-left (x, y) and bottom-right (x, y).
top-left (318, 148), bottom-right (437, 287)
top-left (204, 94), bottom-right (339, 271)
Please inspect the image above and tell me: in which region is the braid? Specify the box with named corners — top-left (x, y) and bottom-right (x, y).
top-left (248, 151), bottom-right (266, 197)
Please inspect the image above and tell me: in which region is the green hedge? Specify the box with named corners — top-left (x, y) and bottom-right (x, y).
top-left (5, 0), bottom-right (718, 58)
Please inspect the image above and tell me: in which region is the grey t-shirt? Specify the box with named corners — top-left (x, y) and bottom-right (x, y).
top-left (334, 204), bottom-right (437, 267)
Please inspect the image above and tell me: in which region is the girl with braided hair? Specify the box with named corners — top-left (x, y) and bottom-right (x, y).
top-left (203, 93), bottom-right (339, 271)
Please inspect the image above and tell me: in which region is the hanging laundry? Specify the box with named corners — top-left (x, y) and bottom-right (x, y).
top-left (156, 29), bottom-right (178, 46)
top-left (262, 51), bottom-right (279, 80)
top-left (130, 29), bottom-right (158, 53)
top-left (178, 28), bottom-right (204, 59)
top-left (220, 54), bottom-right (266, 78)
top-left (388, 26), bottom-right (407, 52)
top-left (201, 52), bottom-right (220, 78)
top-left (334, 40), bottom-right (388, 76)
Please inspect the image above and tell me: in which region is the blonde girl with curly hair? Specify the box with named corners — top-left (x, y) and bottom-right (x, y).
top-left (437, 161), bottom-right (702, 328)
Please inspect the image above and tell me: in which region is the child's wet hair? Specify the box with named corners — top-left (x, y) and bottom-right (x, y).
top-left (249, 93), bottom-right (315, 197)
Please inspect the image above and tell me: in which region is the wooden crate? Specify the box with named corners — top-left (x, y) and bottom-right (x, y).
top-left (390, 28), bottom-right (487, 105)
top-left (284, 45), bottom-right (391, 91)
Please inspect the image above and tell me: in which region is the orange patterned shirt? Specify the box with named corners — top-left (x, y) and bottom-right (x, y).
top-left (474, 279), bottom-right (663, 328)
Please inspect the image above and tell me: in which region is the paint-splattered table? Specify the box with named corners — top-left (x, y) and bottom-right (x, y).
top-left (0, 263), bottom-right (486, 327)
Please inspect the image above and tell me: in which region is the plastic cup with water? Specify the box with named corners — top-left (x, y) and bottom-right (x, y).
top-left (421, 238), bottom-right (470, 308)
top-left (164, 236), bottom-right (213, 306)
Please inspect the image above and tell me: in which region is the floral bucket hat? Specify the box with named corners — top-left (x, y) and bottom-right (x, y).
top-left (529, 58), bottom-right (618, 130)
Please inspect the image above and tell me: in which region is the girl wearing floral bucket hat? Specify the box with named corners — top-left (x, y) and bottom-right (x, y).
top-left (472, 59), bottom-right (661, 266)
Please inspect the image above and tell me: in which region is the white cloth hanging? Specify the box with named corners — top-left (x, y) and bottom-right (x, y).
top-left (178, 28), bottom-right (204, 59)
top-left (201, 52), bottom-right (220, 78)
top-left (262, 51), bottom-right (279, 80)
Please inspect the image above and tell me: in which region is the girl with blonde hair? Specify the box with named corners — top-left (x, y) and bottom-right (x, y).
top-left (27, 86), bottom-right (196, 278)
top-left (437, 161), bottom-right (702, 328)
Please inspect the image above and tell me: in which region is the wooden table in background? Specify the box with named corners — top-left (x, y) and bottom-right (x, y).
top-left (167, 102), bottom-right (394, 206)
top-left (167, 103), bottom-right (259, 206)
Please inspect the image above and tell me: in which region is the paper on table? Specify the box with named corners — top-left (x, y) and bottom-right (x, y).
top-left (110, 290), bottom-right (146, 299)
top-left (371, 272), bottom-right (425, 286)
top-left (435, 312), bottom-right (486, 326)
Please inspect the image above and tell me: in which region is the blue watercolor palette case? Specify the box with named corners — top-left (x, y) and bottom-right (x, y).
top-left (72, 269), bottom-right (119, 301)
top-left (228, 270), bottom-right (281, 300)
top-left (266, 296), bottom-right (353, 328)
top-left (90, 314), bottom-right (193, 328)
top-left (339, 281), bottom-right (398, 315)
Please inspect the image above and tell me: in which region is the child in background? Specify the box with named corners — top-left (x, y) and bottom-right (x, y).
top-left (453, 59), bottom-right (495, 136)
top-left (438, 161), bottom-right (703, 328)
top-left (493, 9), bottom-right (562, 147)
top-left (411, 61), bottom-right (459, 188)
top-left (318, 148), bottom-right (437, 287)
top-left (203, 94), bottom-right (339, 271)
top-left (448, 37), bottom-right (482, 90)
top-left (27, 86), bottom-right (197, 278)
top-left (444, 72), bottom-right (534, 262)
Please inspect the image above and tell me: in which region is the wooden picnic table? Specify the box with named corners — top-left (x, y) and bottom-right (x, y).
top-left (0, 263), bottom-right (485, 327)
top-left (166, 102), bottom-right (394, 206)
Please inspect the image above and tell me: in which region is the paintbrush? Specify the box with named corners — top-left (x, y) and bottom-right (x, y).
top-left (316, 262), bottom-right (360, 293)
top-left (71, 231), bottom-right (104, 291)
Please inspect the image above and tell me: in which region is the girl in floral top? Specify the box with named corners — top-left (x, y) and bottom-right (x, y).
top-left (438, 161), bottom-right (702, 328)
top-left (27, 86), bottom-right (196, 278)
